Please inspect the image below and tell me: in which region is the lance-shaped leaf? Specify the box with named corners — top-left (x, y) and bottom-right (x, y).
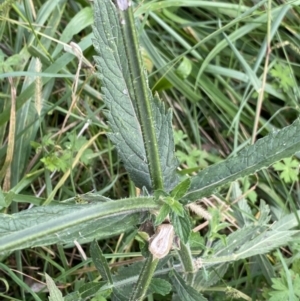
top-left (193, 228), bottom-right (298, 269)
top-left (151, 95), bottom-right (180, 190)
top-left (46, 273), bottom-right (64, 301)
top-left (0, 196), bottom-right (158, 254)
top-left (90, 241), bottom-right (113, 284)
top-left (93, 0), bottom-right (150, 189)
top-left (93, 0), bottom-right (179, 191)
top-left (191, 228), bottom-right (298, 290)
top-left (183, 118), bottom-right (300, 203)
top-left (170, 269), bottom-right (207, 301)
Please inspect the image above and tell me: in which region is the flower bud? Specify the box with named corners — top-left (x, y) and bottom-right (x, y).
top-left (149, 224), bottom-right (174, 259)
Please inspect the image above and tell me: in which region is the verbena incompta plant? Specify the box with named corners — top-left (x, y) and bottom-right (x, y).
top-left (1, 0), bottom-right (300, 300)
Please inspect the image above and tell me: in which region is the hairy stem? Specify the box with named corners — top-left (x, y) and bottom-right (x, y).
top-left (129, 255), bottom-right (159, 301)
top-left (115, 0), bottom-right (164, 191)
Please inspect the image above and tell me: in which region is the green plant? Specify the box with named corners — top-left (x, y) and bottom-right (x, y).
top-left (263, 269), bottom-right (300, 301)
top-left (1, 0), bottom-right (300, 300)
top-left (273, 157), bottom-right (299, 184)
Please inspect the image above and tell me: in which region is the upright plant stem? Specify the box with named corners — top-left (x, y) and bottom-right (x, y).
top-left (115, 0), bottom-right (164, 191)
top-left (113, 2), bottom-right (166, 299)
top-left (129, 255), bottom-right (159, 301)
top-left (177, 242), bottom-right (195, 284)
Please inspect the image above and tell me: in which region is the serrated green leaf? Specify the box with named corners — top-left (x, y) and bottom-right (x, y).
top-left (237, 230), bottom-right (298, 259)
top-left (211, 225), bottom-right (270, 257)
top-left (189, 232), bottom-right (205, 251)
top-left (149, 278), bottom-right (172, 296)
top-left (93, 0), bottom-right (151, 190)
top-left (170, 269), bottom-right (207, 301)
top-left (192, 227), bottom-right (298, 271)
top-left (183, 118), bottom-right (300, 203)
top-left (90, 241), bottom-right (113, 284)
top-left (213, 222), bottom-right (231, 233)
top-left (93, 0), bottom-right (179, 192)
top-left (155, 203), bottom-right (171, 225)
top-left (45, 273), bottom-right (64, 301)
top-left (116, 1), bottom-right (177, 192)
top-left (4, 53), bottom-right (24, 69)
top-left (171, 210), bottom-right (191, 244)
top-left (41, 154), bottom-right (65, 172)
top-left (268, 270), bottom-right (300, 301)
top-left (164, 197), bottom-right (184, 216)
top-left (154, 189), bottom-right (169, 202)
top-left (170, 178), bottom-right (191, 200)
top-left (0, 195), bottom-right (158, 254)
top-left (80, 148), bottom-right (94, 165)
top-left (273, 158), bottom-right (299, 183)
top-left (257, 200), bottom-right (271, 225)
top-left (152, 95), bottom-right (180, 190)
top-left (193, 263), bottom-right (229, 290)
top-left (231, 181), bottom-right (253, 227)
top-left (270, 63), bottom-right (294, 93)
top-left (273, 210), bottom-right (300, 231)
